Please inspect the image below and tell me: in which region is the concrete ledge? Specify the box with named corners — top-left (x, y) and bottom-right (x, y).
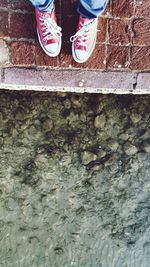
top-left (0, 68), bottom-right (150, 94)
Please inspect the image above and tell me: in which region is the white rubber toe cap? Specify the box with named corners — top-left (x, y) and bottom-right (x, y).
top-left (45, 43), bottom-right (58, 54)
top-left (75, 49), bottom-right (88, 62)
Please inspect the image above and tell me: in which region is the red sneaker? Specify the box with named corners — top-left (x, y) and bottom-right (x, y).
top-left (35, 7), bottom-right (62, 57)
top-left (70, 16), bottom-right (98, 63)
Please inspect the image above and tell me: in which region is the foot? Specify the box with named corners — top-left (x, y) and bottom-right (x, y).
top-left (70, 16), bottom-right (98, 63)
top-left (35, 7), bottom-right (62, 57)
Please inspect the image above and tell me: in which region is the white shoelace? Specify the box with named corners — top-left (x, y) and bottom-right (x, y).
top-left (40, 13), bottom-right (62, 43)
top-left (70, 19), bottom-right (98, 49)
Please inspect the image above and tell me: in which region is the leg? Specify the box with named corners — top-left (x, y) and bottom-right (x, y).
top-left (29, 0), bottom-right (54, 12)
top-left (78, 0), bottom-right (109, 18)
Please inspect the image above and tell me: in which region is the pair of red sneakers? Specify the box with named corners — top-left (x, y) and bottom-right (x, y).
top-left (35, 8), bottom-right (98, 63)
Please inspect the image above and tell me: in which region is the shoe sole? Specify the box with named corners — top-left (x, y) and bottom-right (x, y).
top-left (72, 33), bottom-right (97, 64)
top-left (37, 29), bottom-right (62, 57)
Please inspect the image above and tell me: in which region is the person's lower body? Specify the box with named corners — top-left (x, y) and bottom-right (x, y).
top-left (29, 0), bottom-right (54, 12)
top-left (30, 0), bottom-right (109, 62)
top-left (30, 0), bottom-right (109, 18)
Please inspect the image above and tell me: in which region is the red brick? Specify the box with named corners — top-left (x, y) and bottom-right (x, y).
top-left (134, 0), bottom-right (150, 18)
top-left (55, 0), bottom-right (61, 14)
top-left (35, 45), bottom-right (58, 67)
top-left (97, 18), bottom-right (107, 43)
top-left (61, 16), bottom-right (78, 42)
top-left (0, 0), bottom-right (149, 73)
top-left (81, 44), bottom-right (106, 69)
top-left (0, 11), bottom-right (9, 37)
top-left (10, 0), bottom-right (33, 12)
top-left (59, 42), bottom-right (73, 68)
top-left (133, 19), bottom-right (150, 46)
top-left (62, 0), bottom-right (77, 15)
top-left (60, 42), bottom-right (106, 70)
top-left (109, 19), bottom-right (131, 45)
top-left (0, 0), bottom-right (7, 8)
top-left (112, 0), bottom-right (134, 18)
top-left (107, 46), bottom-right (130, 69)
top-left (0, 39), bottom-right (10, 65)
top-left (11, 42), bottom-right (35, 65)
top-left (131, 47), bottom-right (150, 70)
top-left (102, 1), bottom-right (111, 16)
top-left (10, 12), bottom-right (36, 39)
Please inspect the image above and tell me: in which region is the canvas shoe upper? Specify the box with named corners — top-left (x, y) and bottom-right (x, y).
top-left (35, 8), bottom-right (62, 57)
top-left (70, 16), bottom-right (98, 63)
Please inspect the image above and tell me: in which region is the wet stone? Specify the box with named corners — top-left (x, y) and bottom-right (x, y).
top-left (138, 152), bottom-right (147, 161)
top-left (63, 99), bottom-right (71, 109)
top-left (119, 133), bottom-right (129, 141)
top-left (124, 143), bottom-right (138, 155)
top-left (143, 142), bottom-right (150, 154)
top-left (107, 140), bottom-right (119, 151)
top-left (42, 119), bottom-right (53, 132)
top-left (81, 151), bottom-right (97, 165)
top-left (94, 114), bottom-right (106, 129)
top-left (98, 149), bottom-right (106, 158)
top-left (130, 113), bottom-right (142, 124)
top-left (14, 107), bottom-right (26, 121)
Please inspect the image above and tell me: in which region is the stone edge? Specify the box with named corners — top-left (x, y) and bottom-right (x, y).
top-left (0, 68), bottom-right (150, 94)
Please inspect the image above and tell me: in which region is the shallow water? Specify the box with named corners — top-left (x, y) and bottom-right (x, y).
top-left (0, 91), bottom-right (150, 267)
